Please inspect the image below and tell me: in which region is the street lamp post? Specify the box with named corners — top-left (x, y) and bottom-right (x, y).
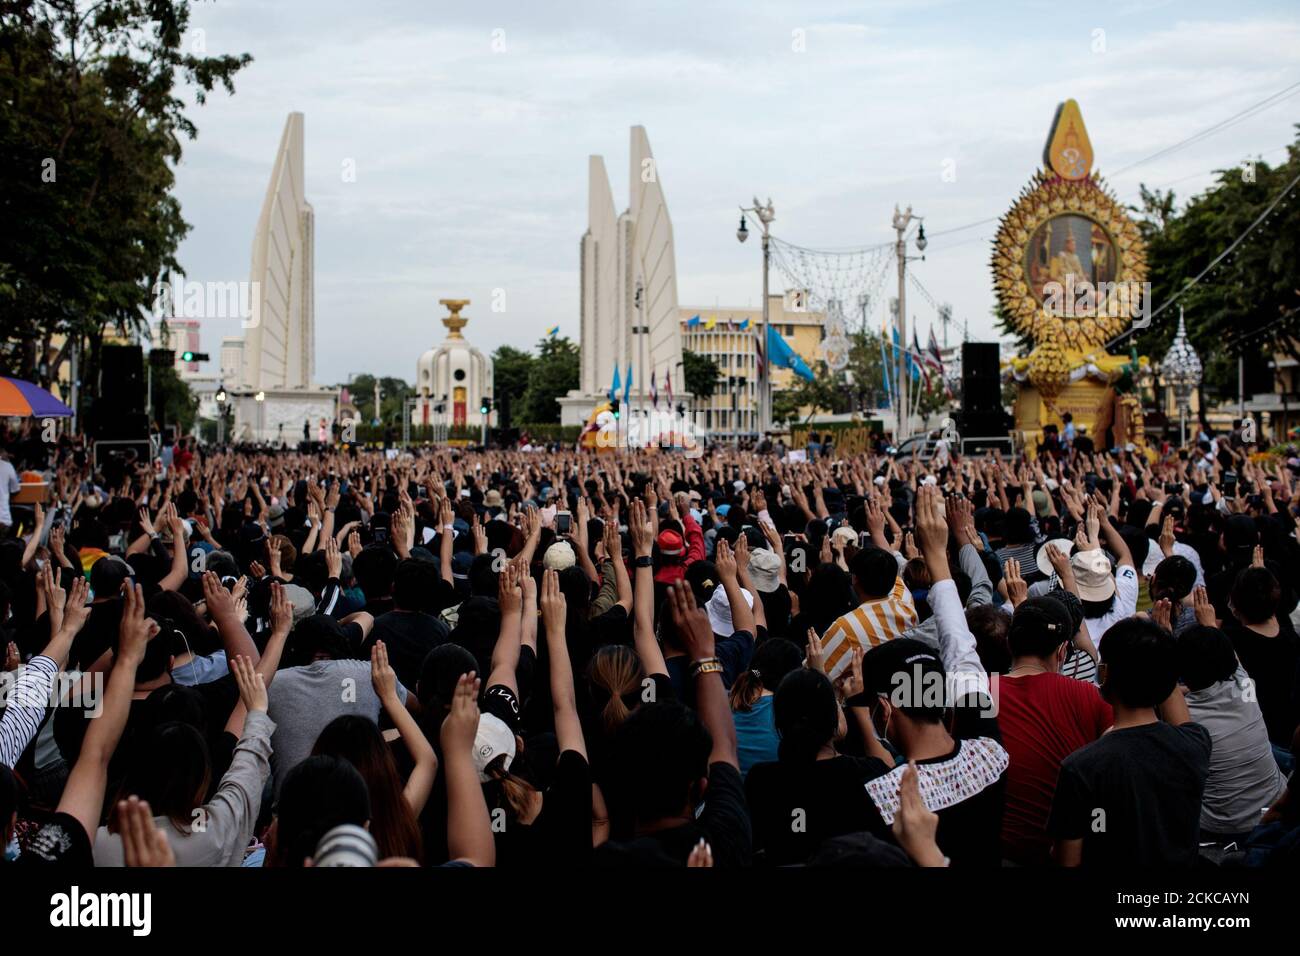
top-left (1161, 308), bottom-right (1202, 448)
top-left (737, 197), bottom-right (774, 436)
top-left (255, 390), bottom-right (266, 445)
top-left (891, 205), bottom-right (926, 441)
top-left (215, 385), bottom-right (227, 445)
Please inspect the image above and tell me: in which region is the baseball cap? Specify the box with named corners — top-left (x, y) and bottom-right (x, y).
top-left (266, 502), bottom-right (286, 529)
top-left (862, 638), bottom-right (946, 708)
top-left (473, 712), bottom-right (517, 782)
top-left (89, 555), bottom-right (133, 597)
top-left (732, 479), bottom-right (746, 492)
top-left (1070, 548), bottom-right (1116, 602)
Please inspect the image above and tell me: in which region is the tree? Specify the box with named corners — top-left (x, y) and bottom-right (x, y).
top-left (348, 374), bottom-right (412, 425)
top-left (681, 349), bottom-right (720, 404)
top-left (1134, 129), bottom-right (1300, 398)
top-left (518, 335), bottom-right (579, 424)
top-left (491, 344), bottom-right (534, 427)
top-left (771, 361), bottom-right (841, 427)
top-left (0, 2), bottom-right (251, 406)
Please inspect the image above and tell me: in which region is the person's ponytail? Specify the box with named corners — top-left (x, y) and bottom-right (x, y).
top-left (489, 765), bottom-right (536, 821)
top-left (729, 668), bottom-right (764, 712)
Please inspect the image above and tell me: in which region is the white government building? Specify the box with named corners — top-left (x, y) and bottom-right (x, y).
top-left (558, 126), bottom-right (690, 428)
top-left (220, 112), bottom-right (339, 444)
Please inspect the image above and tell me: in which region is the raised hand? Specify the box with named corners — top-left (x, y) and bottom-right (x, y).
top-left (892, 763), bottom-right (944, 867)
top-left (440, 671), bottom-right (482, 755)
top-left (115, 797), bottom-right (176, 868)
top-left (715, 537), bottom-right (738, 583)
top-left (269, 581), bottom-right (293, 638)
top-left (1150, 597), bottom-right (1173, 633)
top-left (497, 562), bottom-right (522, 615)
top-left (369, 640), bottom-right (399, 705)
top-left (666, 578), bottom-right (715, 661)
top-left (540, 568), bottom-right (567, 637)
top-left (628, 498), bottom-right (654, 557)
top-left (324, 534), bottom-right (343, 579)
top-left (1003, 558), bottom-right (1028, 608)
top-left (118, 581), bottom-right (160, 662)
top-left (805, 626), bottom-right (826, 674)
top-left (231, 653), bottom-right (268, 713)
top-left (1192, 585), bottom-right (1216, 627)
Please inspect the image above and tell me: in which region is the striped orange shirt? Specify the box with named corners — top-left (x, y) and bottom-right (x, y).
top-left (820, 577), bottom-right (918, 679)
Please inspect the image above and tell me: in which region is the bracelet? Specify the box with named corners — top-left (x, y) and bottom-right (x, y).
top-left (634, 555), bottom-right (653, 568)
top-left (689, 657), bottom-right (724, 678)
top-left (443, 523), bottom-right (455, 531)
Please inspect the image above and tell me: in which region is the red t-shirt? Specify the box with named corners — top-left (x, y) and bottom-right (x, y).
top-left (995, 672), bottom-right (1113, 865)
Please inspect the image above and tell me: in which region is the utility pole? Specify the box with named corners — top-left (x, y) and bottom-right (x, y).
top-left (737, 198), bottom-right (775, 435)
top-left (891, 205), bottom-right (926, 440)
top-left (634, 279), bottom-right (647, 445)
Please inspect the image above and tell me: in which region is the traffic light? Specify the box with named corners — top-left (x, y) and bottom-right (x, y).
top-left (180, 351), bottom-right (209, 363)
top-left (480, 396), bottom-right (492, 415)
top-left (611, 399), bottom-right (620, 419)
top-left (148, 348), bottom-right (174, 367)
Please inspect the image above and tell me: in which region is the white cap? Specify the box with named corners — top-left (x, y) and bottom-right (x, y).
top-left (473, 713), bottom-right (517, 782)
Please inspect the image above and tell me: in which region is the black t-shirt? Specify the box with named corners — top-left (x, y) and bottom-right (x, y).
top-left (745, 754), bottom-right (892, 866)
top-left (592, 761), bottom-right (751, 867)
top-left (1047, 721), bottom-right (1212, 866)
top-left (488, 749), bottom-right (593, 868)
top-left (1221, 619), bottom-right (1300, 747)
top-left (362, 610), bottom-right (451, 689)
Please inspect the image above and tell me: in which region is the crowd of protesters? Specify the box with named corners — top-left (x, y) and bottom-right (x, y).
top-left (0, 421), bottom-right (1297, 868)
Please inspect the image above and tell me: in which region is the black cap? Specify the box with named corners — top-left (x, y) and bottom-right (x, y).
top-left (862, 638), bottom-right (945, 704)
top-left (1011, 596), bottom-right (1073, 644)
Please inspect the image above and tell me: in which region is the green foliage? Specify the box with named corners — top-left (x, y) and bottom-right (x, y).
top-left (681, 349), bottom-right (720, 401)
top-left (0, 2), bottom-right (251, 402)
top-left (518, 335), bottom-right (578, 424)
top-left (150, 363), bottom-right (198, 433)
top-left (347, 374), bottom-right (414, 425)
top-left (1133, 131), bottom-right (1300, 396)
top-left (491, 344), bottom-right (534, 426)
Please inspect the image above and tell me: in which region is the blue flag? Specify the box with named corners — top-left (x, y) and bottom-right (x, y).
top-left (686, 314), bottom-right (702, 327)
top-left (766, 324), bottom-right (815, 382)
top-left (623, 362), bottom-right (633, 404)
top-left (610, 365), bottom-right (621, 401)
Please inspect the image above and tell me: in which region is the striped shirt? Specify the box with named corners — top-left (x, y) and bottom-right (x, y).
top-left (820, 578), bottom-right (918, 679)
top-left (0, 655), bottom-right (58, 767)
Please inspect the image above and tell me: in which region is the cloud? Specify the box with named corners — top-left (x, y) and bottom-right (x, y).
top-left (171, 1), bottom-right (1300, 379)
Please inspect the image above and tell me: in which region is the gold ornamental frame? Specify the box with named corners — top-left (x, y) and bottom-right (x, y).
top-left (991, 170), bottom-right (1148, 351)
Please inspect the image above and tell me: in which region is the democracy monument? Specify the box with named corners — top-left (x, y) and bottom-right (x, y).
top-left (220, 112), bottom-right (339, 444)
top-left (558, 126), bottom-right (691, 436)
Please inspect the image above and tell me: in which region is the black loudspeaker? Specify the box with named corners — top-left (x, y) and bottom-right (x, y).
top-left (960, 342), bottom-right (1001, 414)
top-left (100, 345), bottom-right (145, 413)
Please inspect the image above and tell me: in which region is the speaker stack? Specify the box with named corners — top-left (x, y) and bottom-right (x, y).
top-left (956, 342), bottom-right (1011, 451)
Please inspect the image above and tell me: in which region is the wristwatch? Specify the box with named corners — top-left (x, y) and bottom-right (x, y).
top-left (689, 657), bottom-right (724, 678)
top-left (634, 555), bottom-right (653, 568)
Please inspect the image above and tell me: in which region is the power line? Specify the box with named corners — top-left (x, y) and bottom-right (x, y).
top-left (923, 81), bottom-right (1300, 242)
top-left (1108, 81), bottom-right (1300, 178)
top-left (1106, 166), bottom-right (1300, 350)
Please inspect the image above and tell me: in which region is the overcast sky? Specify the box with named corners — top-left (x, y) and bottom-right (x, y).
top-left (170, 0), bottom-right (1300, 385)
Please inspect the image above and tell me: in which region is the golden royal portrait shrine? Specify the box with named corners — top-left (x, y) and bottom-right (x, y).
top-left (992, 100), bottom-right (1153, 458)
